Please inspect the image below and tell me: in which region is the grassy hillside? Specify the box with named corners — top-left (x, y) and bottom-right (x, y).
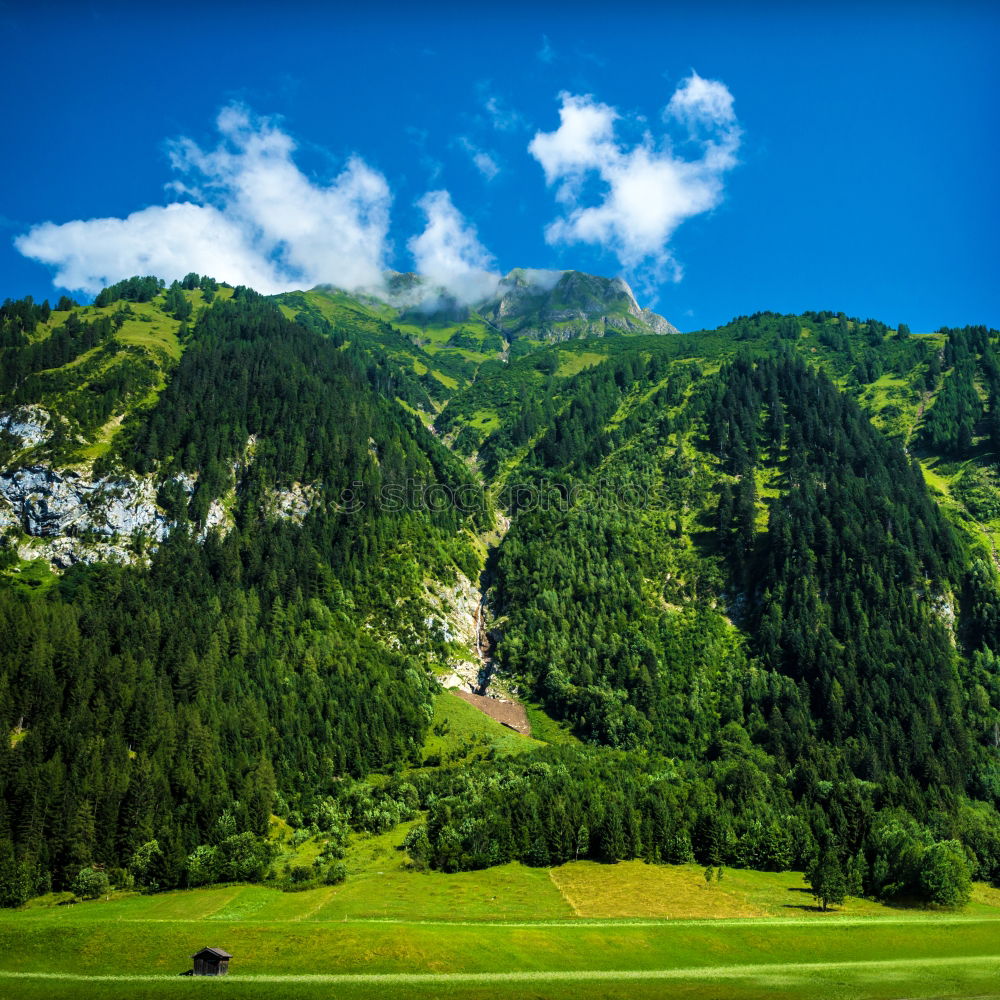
top-left (0, 284), bottom-right (243, 470)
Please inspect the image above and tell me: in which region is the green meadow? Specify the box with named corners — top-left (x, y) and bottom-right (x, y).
top-left (2, 859), bottom-right (998, 1000)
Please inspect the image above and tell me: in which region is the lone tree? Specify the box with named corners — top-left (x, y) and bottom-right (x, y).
top-left (919, 840), bottom-right (972, 908)
top-left (809, 850), bottom-right (847, 911)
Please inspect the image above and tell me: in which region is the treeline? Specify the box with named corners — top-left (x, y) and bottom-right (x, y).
top-left (703, 355), bottom-right (985, 797)
top-left (0, 311), bottom-right (119, 395)
top-left (380, 746), bottom-right (997, 906)
top-left (93, 275), bottom-right (165, 307)
top-left (2, 287), bottom-right (998, 910)
top-left (0, 297), bottom-right (49, 347)
top-left (108, 287), bottom-right (484, 537)
top-left (488, 348), bottom-right (1000, 883)
top-left (492, 352), bottom-right (726, 749)
top-left (279, 292), bottom-right (442, 413)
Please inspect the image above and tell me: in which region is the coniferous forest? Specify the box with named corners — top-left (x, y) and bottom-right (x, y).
top-left (0, 279), bottom-right (998, 911)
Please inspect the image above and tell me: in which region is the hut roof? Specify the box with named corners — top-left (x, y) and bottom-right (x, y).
top-left (192, 947), bottom-right (232, 960)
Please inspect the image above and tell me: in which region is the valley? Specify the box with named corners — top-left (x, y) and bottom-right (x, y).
top-left (0, 273), bottom-right (998, 999)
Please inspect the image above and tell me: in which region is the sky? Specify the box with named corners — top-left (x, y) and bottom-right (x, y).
top-left (1, 0), bottom-right (997, 332)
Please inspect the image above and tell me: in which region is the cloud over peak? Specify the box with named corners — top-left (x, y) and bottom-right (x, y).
top-left (407, 190), bottom-right (499, 306)
top-left (528, 72), bottom-right (741, 283)
top-left (15, 76), bottom-right (740, 305)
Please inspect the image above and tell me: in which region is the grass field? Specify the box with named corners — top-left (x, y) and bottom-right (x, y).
top-left (3, 858), bottom-right (999, 1000)
top-left (1, 904), bottom-right (997, 999)
top-left (414, 690), bottom-right (541, 770)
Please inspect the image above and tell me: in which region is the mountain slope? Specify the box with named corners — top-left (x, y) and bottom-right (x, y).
top-left (0, 283), bottom-right (485, 895)
top-left (0, 277), bottom-right (998, 908)
top-left (274, 268), bottom-right (678, 406)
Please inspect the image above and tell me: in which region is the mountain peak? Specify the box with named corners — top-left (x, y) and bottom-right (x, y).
top-left (329, 266), bottom-right (679, 341)
top-left (481, 268), bottom-right (678, 340)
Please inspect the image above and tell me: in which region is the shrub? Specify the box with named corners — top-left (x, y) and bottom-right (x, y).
top-left (185, 845), bottom-right (220, 887)
top-left (323, 862), bottom-right (347, 885)
top-left (71, 867), bottom-right (110, 899)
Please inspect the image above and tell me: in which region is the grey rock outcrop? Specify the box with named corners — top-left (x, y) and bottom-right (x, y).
top-left (0, 466), bottom-right (172, 540)
top-left (365, 267), bottom-right (680, 340)
top-left (0, 407), bottom-right (51, 451)
top-left (17, 535), bottom-right (140, 570)
top-left (480, 270), bottom-right (679, 341)
top-left (0, 455), bottom-right (319, 569)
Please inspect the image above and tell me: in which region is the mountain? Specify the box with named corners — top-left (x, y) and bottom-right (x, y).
top-left (274, 268), bottom-right (677, 406)
top-left (0, 278), bottom-right (998, 909)
top-left (384, 266), bottom-right (677, 340)
top-left (479, 268), bottom-right (678, 340)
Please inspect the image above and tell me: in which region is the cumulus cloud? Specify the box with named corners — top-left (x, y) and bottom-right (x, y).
top-left (471, 150), bottom-right (500, 181)
top-left (528, 72), bottom-right (740, 283)
top-left (666, 72), bottom-right (736, 130)
top-left (407, 190), bottom-right (499, 306)
top-left (15, 106), bottom-right (392, 295)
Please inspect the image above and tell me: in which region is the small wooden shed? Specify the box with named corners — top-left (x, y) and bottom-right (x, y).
top-left (191, 947), bottom-right (232, 976)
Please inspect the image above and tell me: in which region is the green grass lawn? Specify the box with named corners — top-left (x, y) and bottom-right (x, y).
top-left (0, 557), bottom-right (59, 596)
top-left (1, 887), bottom-right (998, 1000)
top-left (3, 855), bottom-right (999, 999)
top-left (556, 349), bottom-right (607, 377)
top-left (522, 699), bottom-right (581, 746)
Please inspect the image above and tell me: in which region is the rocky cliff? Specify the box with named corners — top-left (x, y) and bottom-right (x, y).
top-left (0, 414), bottom-right (315, 568)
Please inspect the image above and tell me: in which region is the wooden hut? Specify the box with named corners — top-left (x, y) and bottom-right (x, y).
top-left (191, 947), bottom-right (232, 976)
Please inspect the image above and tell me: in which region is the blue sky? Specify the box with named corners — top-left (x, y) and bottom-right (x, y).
top-left (1, 1), bottom-right (997, 332)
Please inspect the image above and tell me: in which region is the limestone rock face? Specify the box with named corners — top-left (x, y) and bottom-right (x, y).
top-left (0, 466), bottom-right (172, 540)
top-left (371, 267), bottom-right (680, 342)
top-left (267, 483), bottom-right (317, 524)
top-left (17, 535), bottom-right (140, 570)
top-left (0, 455), bottom-right (320, 569)
top-left (0, 407), bottom-right (51, 451)
top-left (640, 308), bottom-right (678, 334)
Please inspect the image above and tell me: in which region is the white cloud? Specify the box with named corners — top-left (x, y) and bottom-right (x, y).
top-left (666, 71), bottom-right (736, 129)
top-left (472, 151), bottom-right (500, 181)
top-left (16, 204), bottom-right (284, 295)
top-left (15, 105), bottom-right (392, 295)
top-left (482, 91), bottom-right (526, 133)
top-left (537, 34), bottom-right (555, 64)
top-left (528, 72), bottom-right (741, 283)
top-left (407, 190), bottom-right (499, 306)
top-left (456, 136), bottom-right (500, 181)
top-left (529, 94), bottom-right (619, 189)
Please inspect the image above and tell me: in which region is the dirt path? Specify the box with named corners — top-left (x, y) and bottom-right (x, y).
top-left (2, 954), bottom-right (997, 985)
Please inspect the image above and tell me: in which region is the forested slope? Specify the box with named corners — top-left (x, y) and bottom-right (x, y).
top-left (0, 280), bottom-right (998, 909)
top-left (0, 285), bottom-right (482, 896)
